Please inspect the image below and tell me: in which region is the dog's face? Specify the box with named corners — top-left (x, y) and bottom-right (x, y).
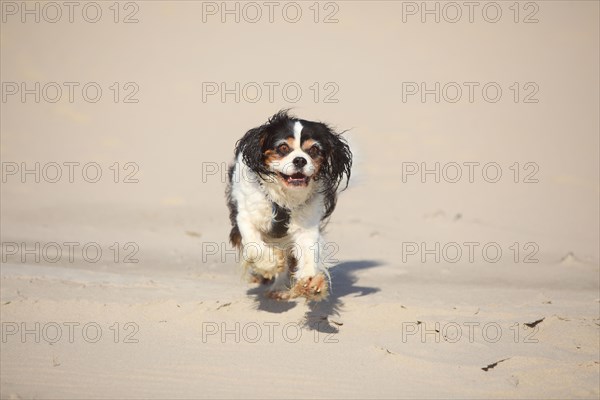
top-left (263, 119), bottom-right (327, 188)
top-left (235, 111), bottom-right (352, 195)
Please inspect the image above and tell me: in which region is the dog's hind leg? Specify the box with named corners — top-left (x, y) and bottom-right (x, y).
top-left (266, 249), bottom-right (293, 300)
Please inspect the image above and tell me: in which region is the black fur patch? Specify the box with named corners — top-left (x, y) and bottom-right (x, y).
top-left (270, 202), bottom-right (290, 238)
top-left (226, 164), bottom-right (242, 248)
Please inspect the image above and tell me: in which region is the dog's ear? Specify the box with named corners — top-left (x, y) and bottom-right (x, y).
top-left (319, 128), bottom-right (352, 219)
top-left (235, 124), bottom-right (272, 177)
top-left (324, 129), bottom-right (352, 191)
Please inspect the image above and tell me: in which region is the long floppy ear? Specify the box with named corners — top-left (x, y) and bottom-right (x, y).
top-left (234, 124), bottom-right (272, 178)
top-left (320, 128), bottom-right (352, 219)
top-left (325, 130), bottom-right (352, 191)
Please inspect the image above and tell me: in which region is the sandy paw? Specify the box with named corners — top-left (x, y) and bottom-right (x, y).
top-left (266, 290), bottom-right (291, 301)
top-left (248, 273), bottom-right (273, 285)
top-left (290, 274), bottom-right (329, 301)
top-left (243, 246), bottom-right (285, 281)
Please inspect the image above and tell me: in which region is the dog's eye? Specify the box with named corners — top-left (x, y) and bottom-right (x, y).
top-left (307, 145), bottom-right (321, 158)
top-left (277, 143), bottom-right (290, 155)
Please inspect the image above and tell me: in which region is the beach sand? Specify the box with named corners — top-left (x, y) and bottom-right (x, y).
top-left (1, 1), bottom-right (599, 398)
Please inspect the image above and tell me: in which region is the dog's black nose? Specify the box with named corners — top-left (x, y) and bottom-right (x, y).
top-left (293, 157), bottom-right (307, 168)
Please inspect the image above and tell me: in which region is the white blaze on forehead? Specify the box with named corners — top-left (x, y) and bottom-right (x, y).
top-left (293, 121), bottom-right (303, 149)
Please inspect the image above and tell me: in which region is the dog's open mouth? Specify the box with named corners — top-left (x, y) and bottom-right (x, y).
top-left (278, 172), bottom-right (310, 187)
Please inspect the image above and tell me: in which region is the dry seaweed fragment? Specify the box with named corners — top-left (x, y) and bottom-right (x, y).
top-left (524, 318), bottom-right (545, 328)
top-left (482, 358), bottom-right (510, 372)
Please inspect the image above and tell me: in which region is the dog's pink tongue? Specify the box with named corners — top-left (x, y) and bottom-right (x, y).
top-left (286, 173), bottom-right (308, 185)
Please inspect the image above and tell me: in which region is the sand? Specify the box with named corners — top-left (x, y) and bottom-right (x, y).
top-left (1, 1), bottom-right (599, 398)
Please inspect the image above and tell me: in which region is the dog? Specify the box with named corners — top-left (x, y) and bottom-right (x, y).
top-left (226, 110), bottom-right (352, 301)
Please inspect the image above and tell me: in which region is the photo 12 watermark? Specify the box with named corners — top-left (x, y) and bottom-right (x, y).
top-left (400, 2), bottom-right (539, 24)
top-left (401, 162), bottom-right (540, 184)
top-left (1, 1), bottom-right (140, 24)
top-left (1, 82), bottom-right (140, 104)
top-left (201, 1), bottom-right (339, 23)
top-left (201, 241), bottom-right (339, 264)
top-left (401, 321), bottom-right (541, 344)
top-left (1, 162), bottom-right (140, 184)
top-left (201, 321), bottom-right (338, 344)
top-left (201, 160), bottom-right (353, 184)
top-left (1, 321), bottom-right (140, 344)
top-left (1, 241), bottom-right (140, 264)
top-left (401, 82), bottom-right (539, 104)
top-left (201, 81), bottom-right (339, 104)
top-left (401, 241), bottom-right (540, 264)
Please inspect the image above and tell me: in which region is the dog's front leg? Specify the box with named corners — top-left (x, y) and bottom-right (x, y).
top-left (237, 212), bottom-right (283, 280)
top-left (289, 227), bottom-right (329, 301)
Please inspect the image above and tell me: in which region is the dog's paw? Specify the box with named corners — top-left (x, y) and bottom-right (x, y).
top-left (248, 272), bottom-right (273, 285)
top-left (290, 273), bottom-right (329, 301)
top-left (243, 244), bottom-right (285, 280)
top-left (266, 290), bottom-right (291, 301)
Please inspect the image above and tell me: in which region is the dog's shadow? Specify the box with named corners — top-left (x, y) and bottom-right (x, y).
top-left (246, 260), bottom-right (382, 332)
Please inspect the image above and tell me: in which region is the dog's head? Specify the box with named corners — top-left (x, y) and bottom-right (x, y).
top-left (235, 111), bottom-right (352, 215)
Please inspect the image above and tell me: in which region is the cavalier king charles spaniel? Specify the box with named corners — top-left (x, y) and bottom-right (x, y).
top-left (226, 111), bottom-right (352, 301)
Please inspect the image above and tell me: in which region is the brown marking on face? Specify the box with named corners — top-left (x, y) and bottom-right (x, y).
top-left (277, 138), bottom-right (295, 154)
top-left (302, 139), bottom-right (316, 150)
top-left (264, 148), bottom-right (282, 166)
top-left (264, 137), bottom-right (295, 168)
top-left (302, 139), bottom-right (324, 176)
